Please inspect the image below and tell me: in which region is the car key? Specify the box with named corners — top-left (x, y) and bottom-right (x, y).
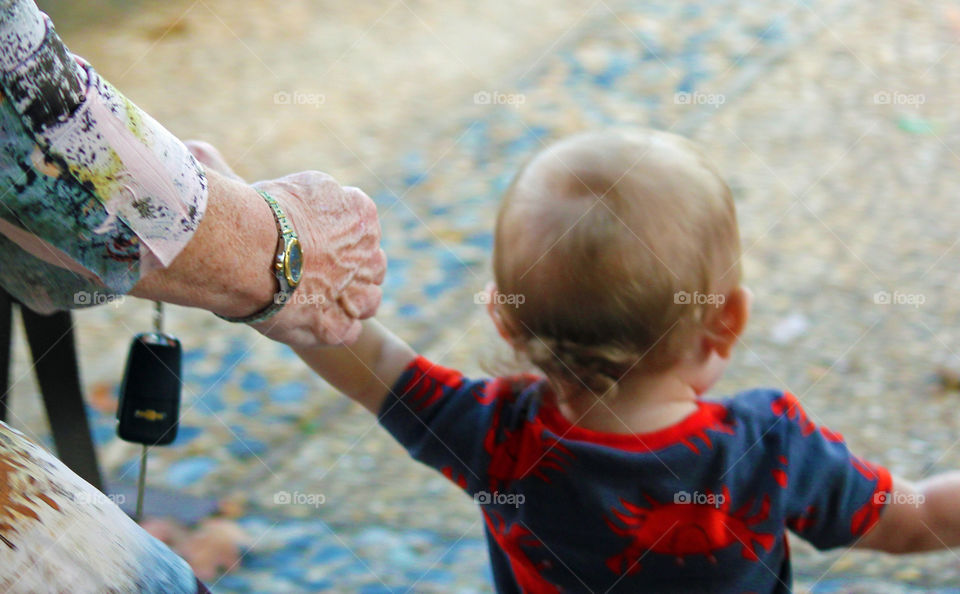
top-left (116, 302), bottom-right (182, 520)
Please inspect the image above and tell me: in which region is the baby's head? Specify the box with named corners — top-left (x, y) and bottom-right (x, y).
top-left (489, 129), bottom-right (748, 399)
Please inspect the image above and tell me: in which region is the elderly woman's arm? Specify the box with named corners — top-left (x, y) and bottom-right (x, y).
top-left (0, 0), bottom-right (384, 347)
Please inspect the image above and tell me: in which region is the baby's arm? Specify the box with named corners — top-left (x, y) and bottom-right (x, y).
top-left (857, 473), bottom-right (960, 553)
top-left (294, 319), bottom-right (417, 414)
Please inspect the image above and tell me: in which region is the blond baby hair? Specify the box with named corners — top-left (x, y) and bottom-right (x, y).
top-left (492, 129), bottom-right (741, 399)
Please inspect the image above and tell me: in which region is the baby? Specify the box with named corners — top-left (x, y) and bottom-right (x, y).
top-left (296, 129), bottom-right (960, 592)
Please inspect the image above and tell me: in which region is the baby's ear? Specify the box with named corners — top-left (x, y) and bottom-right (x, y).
top-left (704, 286), bottom-right (752, 359)
top-left (486, 282), bottom-right (526, 346)
top-left (486, 283), bottom-right (512, 343)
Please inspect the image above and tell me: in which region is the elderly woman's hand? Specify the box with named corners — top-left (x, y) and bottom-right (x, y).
top-left (185, 141), bottom-right (386, 348)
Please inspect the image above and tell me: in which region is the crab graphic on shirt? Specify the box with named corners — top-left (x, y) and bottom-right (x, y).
top-left (396, 359), bottom-right (468, 412)
top-left (484, 510), bottom-right (559, 594)
top-left (676, 402), bottom-right (737, 454)
top-left (605, 486), bottom-right (775, 575)
top-left (850, 455), bottom-right (889, 536)
top-left (771, 392), bottom-right (844, 442)
top-left (441, 466), bottom-right (469, 489)
top-left (482, 392), bottom-right (575, 492)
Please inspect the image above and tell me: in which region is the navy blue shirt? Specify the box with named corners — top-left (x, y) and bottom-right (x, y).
top-left (379, 356), bottom-right (891, 593)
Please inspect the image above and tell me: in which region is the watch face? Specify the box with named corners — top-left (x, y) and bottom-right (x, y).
top-left (285, 238), bottom-right (303, 287)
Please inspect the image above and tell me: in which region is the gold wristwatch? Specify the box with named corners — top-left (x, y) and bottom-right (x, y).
top-left (217, 189), bottom-right (303, 324)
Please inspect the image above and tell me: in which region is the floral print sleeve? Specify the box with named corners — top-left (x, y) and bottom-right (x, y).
top-left (0, 0), bottom-right (207, 312)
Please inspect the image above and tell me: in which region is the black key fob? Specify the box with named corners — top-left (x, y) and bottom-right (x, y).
top-left (117, 332), bottom-right (182, 446)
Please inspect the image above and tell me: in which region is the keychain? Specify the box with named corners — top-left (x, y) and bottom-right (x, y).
top-left (116, 302), bottom-right (182, 521)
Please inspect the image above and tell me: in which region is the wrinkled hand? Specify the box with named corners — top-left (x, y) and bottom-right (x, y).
top-left (186, 141), bottom-right (386, 347)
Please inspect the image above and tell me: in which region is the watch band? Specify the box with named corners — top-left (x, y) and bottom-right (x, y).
top-left (216, 189), bottom-right (301, 325)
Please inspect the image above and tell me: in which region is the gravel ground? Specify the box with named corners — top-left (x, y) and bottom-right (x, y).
top-left (6, 0), bottom-right (960, 591)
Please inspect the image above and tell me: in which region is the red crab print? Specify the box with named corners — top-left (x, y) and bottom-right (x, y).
top-left (484, 510), bottom-right (559, 594)
top-left (771, 392), bottom-right (816, 436)
top-left (849, 456), bottom-right (891, 536)
top-left (605, 486), bottom-right (775, 575)
top-left (851, 455), bottom-right (884, 482)
top-left (819, 426), bottom-right (844, 442)
top-left (397, 358), bottom-right (466, 412)
top-left (441, 466), bottom-right (468, 489)
top-left (771, 392), bottom-right (846, 443)
top-left (772, 455), bottom-right (788, 488)
top-left (475, 375), bottom-right (541, 407)
top-left (851, 495), bottom-right (884, 536)
top-left (484, 406), bottom-right (574, 492)
top-left (679, 404), bottom-right (737, 454)
top-left (787, 505), bottom-right (818, 534)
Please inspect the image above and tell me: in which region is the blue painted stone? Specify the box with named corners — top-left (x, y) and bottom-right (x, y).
top-left (275, 566), bottom-right (306, 582)
top-left (304, 578), bottom-right (334, 590)
top-left (413, 569), bottom-right (455, 585)
top-left (464, 232), bottom-right (493, 249)
top-left (397, 304), bottom-right (420, 318)
top-left (118, 458), bottom-right (140, 479)
top-left (195, 392), bottom-right (225, 414)
top-left (273, 413), bottom-right (301, 425)
top-left (755, 19), bottom-right (785, 42)
top-left (182, 348), bottom-right (206, 364)
top-left (227, 437), bottom-right (266, 459)
top-left (240, 371), bottom-right (268, 392)
top-left (440, 251), bottom-right (467, 273)
top-left (684, 30), bottom-right (715, 49)
top-left (213, 575), bottom-right (249, 591)
top-left (424, 279), bottom-right (456, 299)
top-left (358, 585), bottom-right (397, 594)
top-left (356, 526), bottom-right (394, 545)
top-left (386, 258), bottom-right (409, 274)
top-left (404, 172), bottom-right (428, 188)
top-left (311, 545), bottom-right (352, 564)
top-left (482, 564), bottom-right (496, 583)
top-left (283, 533), bottom-right (318, 550)
top-left (594, 56), bottom-right (631, 88)
top-left (491, 172), bottom-right (515, 194)
top-left (385, 543), bottom-right (417, 566)
top-left (384, 270), bottom-right (406, 293)
top-left (676, 72), bottom-right (698, 94)
top-left (239, 552), bottom-right (275, 570)
top-left (642, 46), bottom-right (664, 62)
top-left (278, 346), bottom-right (300, 360)
top-left (237, 398), bottom-right (262, 416)
top-left (165, 457), bottom-right (217, 488)
top-left (408, 238), bottom-right (432, 250)
top-left (373, 191), bottom-right (400, 207)
top-left (174, 425), bottom-right (202, 445)
top-left (185, 371), bottom-right (221, 390)
top-left (271, 381), bottom-right (308, 404)
top-left (92, 424), bottom-right (114, 446)
top-left (221, 342), bottom-right (248, 368)
top-left (504, 126), bottom-right (549, 154)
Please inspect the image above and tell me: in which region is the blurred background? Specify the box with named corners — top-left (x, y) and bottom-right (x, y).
top-left (7, 0), bottom-right (960, 591)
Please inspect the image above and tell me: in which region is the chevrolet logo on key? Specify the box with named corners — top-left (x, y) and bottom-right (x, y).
top-left (134, 409), bottom-right (167, 422)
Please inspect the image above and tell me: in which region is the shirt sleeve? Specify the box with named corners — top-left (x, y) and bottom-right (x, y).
top-left (0, 0), bottom-right (207, 312)
top-left (378, 355), bottom-right (497, 496)
top-left (769, 391), bottom-right (892, 549)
